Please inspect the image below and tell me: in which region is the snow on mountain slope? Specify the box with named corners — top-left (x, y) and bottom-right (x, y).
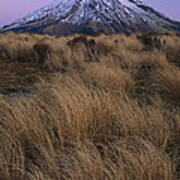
top-left (1, 0), bottom-right (180, 35)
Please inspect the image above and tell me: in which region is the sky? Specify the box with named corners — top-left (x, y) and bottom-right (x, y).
top-left (0, 0), bottom-right (52, 27)
top-left (0, 0), bottom-right (180, 27)
top-left (144, 0), bottom-right (180, 21)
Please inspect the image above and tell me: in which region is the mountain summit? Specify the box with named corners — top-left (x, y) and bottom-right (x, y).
top-left (1, 0), bottom-right (180, 35)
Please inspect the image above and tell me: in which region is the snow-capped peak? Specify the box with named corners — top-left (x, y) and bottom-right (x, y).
top-left (1, 0), bottom-right (180, 35)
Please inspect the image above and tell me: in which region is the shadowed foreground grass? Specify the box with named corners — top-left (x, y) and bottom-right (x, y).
top-left (0, 32), bottom-right (180, 179)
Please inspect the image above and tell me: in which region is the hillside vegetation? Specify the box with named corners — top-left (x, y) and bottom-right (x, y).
top-left (0, 32), bottom-right (180, 179)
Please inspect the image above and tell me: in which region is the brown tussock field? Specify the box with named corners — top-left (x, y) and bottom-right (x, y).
top-left (0, 32), bottom-right (180, 179)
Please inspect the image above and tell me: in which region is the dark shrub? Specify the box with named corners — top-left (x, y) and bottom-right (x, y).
top-left (33, 42), bottom-right (51, 64)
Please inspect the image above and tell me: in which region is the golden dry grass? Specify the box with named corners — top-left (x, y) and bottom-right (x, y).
top-left (0, 32), bottom-right (180, 179)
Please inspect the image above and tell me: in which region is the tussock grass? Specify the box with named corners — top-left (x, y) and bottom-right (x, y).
top-left (0, 32), bottom-right (180, 179)
top-left (57, 137), bottom-right (173, 180)
top-left (154, 66), bottom-right (180, 103)
top-left (79, 63), bottom-right (134, 95)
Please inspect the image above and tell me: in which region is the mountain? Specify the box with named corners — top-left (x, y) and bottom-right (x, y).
top-left (1, 0), bottom-right (180, 35)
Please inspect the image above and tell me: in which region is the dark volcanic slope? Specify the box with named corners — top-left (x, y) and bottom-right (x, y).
top-left (1, 0), bottom-right (180, 35)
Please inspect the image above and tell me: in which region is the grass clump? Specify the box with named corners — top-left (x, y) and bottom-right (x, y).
top-left (0, 32), bottom-right (179, 179)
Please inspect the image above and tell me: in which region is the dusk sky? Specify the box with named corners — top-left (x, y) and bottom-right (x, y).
top-left (0, 0), bottom-right (180, 27)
